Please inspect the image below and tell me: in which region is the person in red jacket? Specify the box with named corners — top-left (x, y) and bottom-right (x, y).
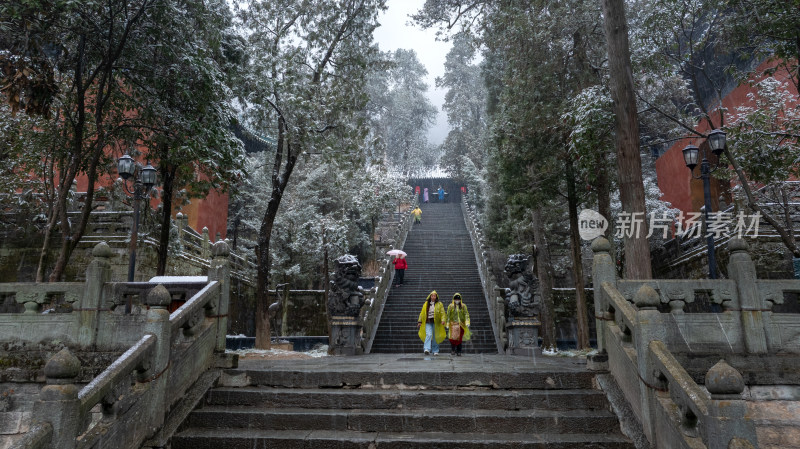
top-left (392, 254), bottom-right (407, 287)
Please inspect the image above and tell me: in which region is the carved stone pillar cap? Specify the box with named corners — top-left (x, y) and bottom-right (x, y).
top-left (728, 238), bottom-right (749, 253)
top-left (147, 284), bottom-right (172, 308)
top-left (92, 241), bottom-right (113, 258)
top-left (44, 348), bottom-right (81, 380)
top-left (705, 359), bottom-right (745, 395)
top-left (591, 237), bottom-right (611, 253)
top-left (212, 240), bottom-right (230, 258)
top-left (634, 285), bottom-right (660, 309)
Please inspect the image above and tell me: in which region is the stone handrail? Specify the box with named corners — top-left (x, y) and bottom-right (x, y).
top-left (462, 198), bottom-right (505, 353)
top-left (9, 423), bottom-right (52, 449)
top-left (591, 237), bottom-right (759, 448)
top-left (174, 215), bottom-right (255, 282)
top-left (615, 279), bottom-right (738, 313)
top-left (602, 282), bottom-right (637, 342)
top-left (363, 195), bottom-right (416, 354)
top-left (649, 340), bottom-right (709, 439)
top-left (9, 240), bottom-right (234, 449)
top-left (77, 334), bottom-right (156, 416)
top-left (74, 208), bottom-right (255, 285)
top-left (104, 281), bottom-right (207, 311)
top-left (169, 282), bottom-right (220, 332)
top-left (0, 283), bottom-right (84, 313)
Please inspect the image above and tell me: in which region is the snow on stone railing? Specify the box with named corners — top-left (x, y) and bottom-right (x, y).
top-left (362, 194), bottom-right (417, 354)
top-left (590, 236), bottom-right (790, 448)
top-left (8, 241), bottom-right (235, 449)
top-left (461, 198), bottom-right (505, 353)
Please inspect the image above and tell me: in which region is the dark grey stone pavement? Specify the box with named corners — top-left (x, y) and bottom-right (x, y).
top-left (237, 352), bottom-right (590, 373)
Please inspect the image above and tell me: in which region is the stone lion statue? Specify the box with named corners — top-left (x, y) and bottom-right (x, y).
top-left (504, 254), bottom-right (540, 318)
top-left (328, 255), bottom-right (365, 317)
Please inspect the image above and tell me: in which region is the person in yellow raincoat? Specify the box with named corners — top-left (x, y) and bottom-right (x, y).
top-left (446, 293), bottom-right (471, 356)
top-left (417, 291), bottom-right (446, 355)
top-left (412, 206), bottom-right (422, 225)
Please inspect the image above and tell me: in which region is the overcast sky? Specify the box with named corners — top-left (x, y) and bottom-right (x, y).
top-left (373, 0), bottom-right (451, 145)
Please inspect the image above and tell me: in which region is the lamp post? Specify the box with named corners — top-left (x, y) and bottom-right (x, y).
top-left (682, 129), bottom-right (726, 279)
top-left (117, 154), bottom-right (157, 296)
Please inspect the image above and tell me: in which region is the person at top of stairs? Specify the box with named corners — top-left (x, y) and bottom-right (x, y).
top-left (417, 291), bottom-right (446, 355)
top-left (392, 254), bottom-right (407, 287)
top-left (446, 292), bottom-right (471, 356)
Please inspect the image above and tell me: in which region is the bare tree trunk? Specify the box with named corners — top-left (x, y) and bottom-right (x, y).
top-left (600, 0), bottom-right (652, 280)
top-left (156, 163), bottom-right (176, 276)
top-left (323, 229), bottom-right (332, 338)
top-left (255, 225), bottom-right (273, 350)
top-left (596, 153), bottom-right (612, 239)
top-left (531, 208), bottom-right (557, 350)
top-left (254, 119), bottom-right (298, 349)
top-left (566, 160), bottom-right (590, 349)
top-left (35, 156), bottom-right (58, 282)
top-left (36, 214), bottom-right (57, 282)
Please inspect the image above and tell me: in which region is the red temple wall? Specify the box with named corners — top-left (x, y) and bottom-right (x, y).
top-left (656, 61), bottom-right (798, 215)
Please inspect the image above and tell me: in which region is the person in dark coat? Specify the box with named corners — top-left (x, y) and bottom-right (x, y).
top-left (392, 254), bottom-right (407, 287)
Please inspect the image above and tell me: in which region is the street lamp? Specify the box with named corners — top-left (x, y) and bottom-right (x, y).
top-left (682, 129), bottom-right (726, 279)
top-left (117, 153), bottom-right (157, 297)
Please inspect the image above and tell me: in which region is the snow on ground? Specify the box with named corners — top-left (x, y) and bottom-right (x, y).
top-left (542, 348), bottom-right (598, 357)
top-left (227, 345), bottom-right (330, 360)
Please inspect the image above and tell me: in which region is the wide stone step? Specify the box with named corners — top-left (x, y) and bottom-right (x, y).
top-left (203, 387), bottom-right (610, 410)
top-left (184, 406), bottom-right (621, 434)
top-left (367, 348), bottom-right (500, 355)
top-left (172, 429), bottom-right (635, 449)
top-left (230, 368), bottom-right (597, 389)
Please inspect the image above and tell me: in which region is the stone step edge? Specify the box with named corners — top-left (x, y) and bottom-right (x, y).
top-left (172, 428), bottom-right (634, 445)
top-left (189, 405), bottom-right (617, 419)
top-left (218, 372), bottom-right (597, 390)
top-left (206, 386), bottom-right (606, 397)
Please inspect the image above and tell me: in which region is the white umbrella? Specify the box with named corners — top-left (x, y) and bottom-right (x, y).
top-left (386, 249), bottom-right (407, 257)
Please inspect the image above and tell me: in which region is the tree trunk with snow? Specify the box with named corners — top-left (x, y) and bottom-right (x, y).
top-left (531, 208), bottom-right (557, 350)
top-left (600, 0), bottom-right (652, 280)
top-left (566, 160), bottom-right (591, 349)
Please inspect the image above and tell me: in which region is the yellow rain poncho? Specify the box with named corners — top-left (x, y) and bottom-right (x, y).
top-left (446, 293), bottom-right (472, 341)
top-left (418, 291), bottom-right (447, 344)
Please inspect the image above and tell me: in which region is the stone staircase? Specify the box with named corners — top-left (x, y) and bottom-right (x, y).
top-left (172, 355), bottom-right (635, 448)
top-left (371, 202), bottom-right (498, 354)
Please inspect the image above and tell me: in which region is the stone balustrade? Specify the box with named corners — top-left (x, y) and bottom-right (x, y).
top-left (6, 240), bottom-right (234, 449)
top-left (590, 235), bottom-right (799, 448)
top-left (362, 195), bottom-right (416, 354)
top-left (648, 340), bottom-right (710, 440)
top-left (462, 198), bottom-right (506, 353)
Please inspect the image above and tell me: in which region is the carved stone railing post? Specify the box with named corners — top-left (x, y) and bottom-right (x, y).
top-left (727, 238), bottom-right (768, 353)
top-left (208, 241), bottom-right (231, 352)
top-left (142, 285), bottom-right (171, 432)
top-left (201, 227), bottom-right (210, 258)
top-left (328, 255), bottom-right (365, 356)
top-left (503, 254), bottom-right (541, 356)
top-left (591, 237), bottom-right (616, 355)
top-left (79, 242), bottom-right (112, 347)
top-left (31, 348), bottom-right (81, 449)
top-left (634, 285), bottom-right (667, 444)
top-left (704, 360), bottom-right (757, 449)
